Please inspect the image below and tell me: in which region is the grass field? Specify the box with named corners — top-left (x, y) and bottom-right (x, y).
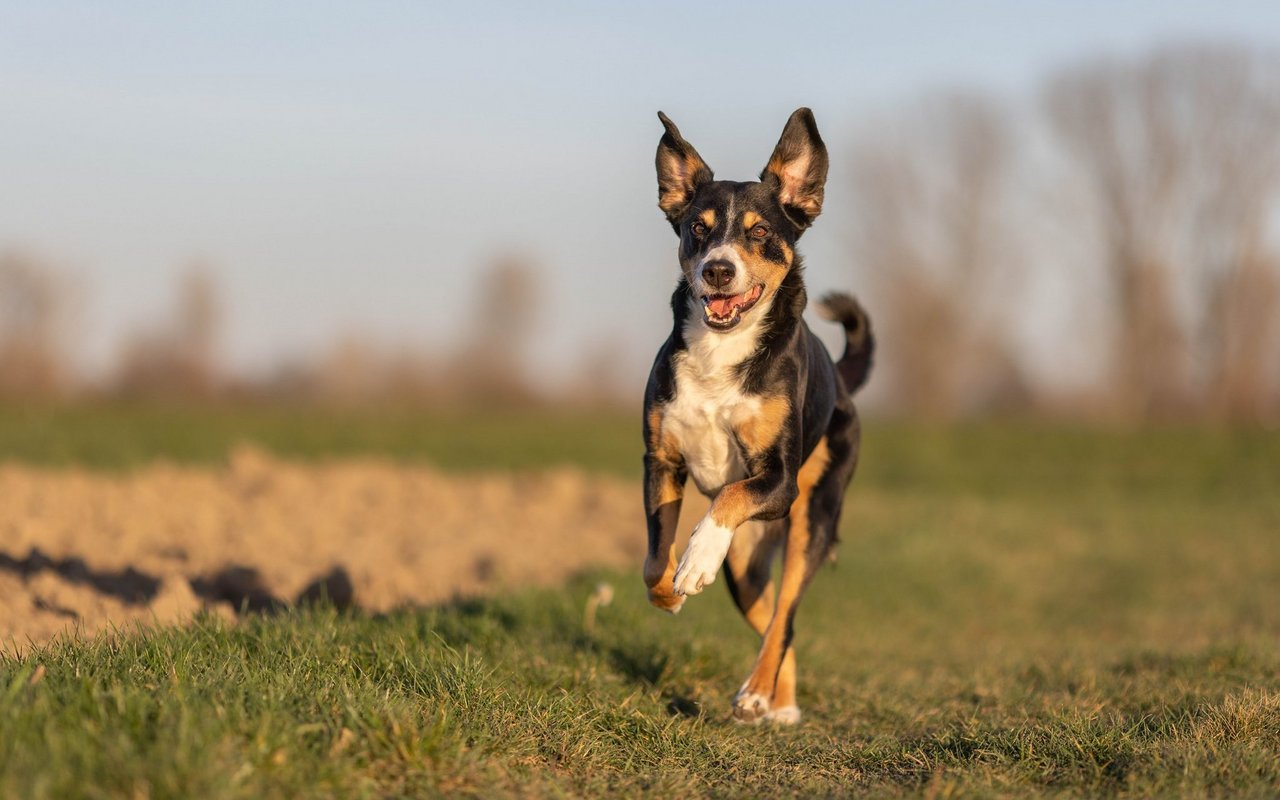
top-left (0, 403), bottom-right (641, 474)
top-left (1, 406), bottom-right (1279, 797)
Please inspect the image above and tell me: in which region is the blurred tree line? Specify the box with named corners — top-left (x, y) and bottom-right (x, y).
top-left (2, 44), bottom-right (1277, 421)
top-left (850, 43), bottom-right (1280, 422)
top-left (0, 250), bottom-right (573, 409)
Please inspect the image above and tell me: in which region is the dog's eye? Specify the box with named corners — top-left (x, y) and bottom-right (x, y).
top-left (691, 221), bottom-right (708, 237)
top-left (750, 224), bottom-right (770, 239)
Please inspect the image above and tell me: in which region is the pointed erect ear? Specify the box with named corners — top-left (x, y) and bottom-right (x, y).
top-left (656, 111), bottom-right (713, 227)
top-left (760, 107), bottom-right (829, 228)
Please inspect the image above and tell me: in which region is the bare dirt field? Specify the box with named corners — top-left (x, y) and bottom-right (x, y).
top-left (0, 446), bottom-right (695, 651)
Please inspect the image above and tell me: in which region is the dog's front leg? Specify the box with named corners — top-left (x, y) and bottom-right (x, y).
top-left (643, 452), bottom-right (688, 613)
top-left (673, 457), bottom-right (798, 598)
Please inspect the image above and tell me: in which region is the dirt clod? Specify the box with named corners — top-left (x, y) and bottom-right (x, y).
top-left (0, 448), bottom-right (663, 651)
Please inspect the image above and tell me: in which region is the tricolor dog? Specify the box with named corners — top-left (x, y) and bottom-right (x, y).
top-left (642, 108), bottom-right (874, 724)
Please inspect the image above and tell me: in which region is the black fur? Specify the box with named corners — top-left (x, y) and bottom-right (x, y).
top-left (819, 292), bottom-right (875, 394)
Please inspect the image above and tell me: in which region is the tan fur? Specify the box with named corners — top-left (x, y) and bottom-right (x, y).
top-left (644, 404), bottom-right (686, 611)
top-left (650, 401), bottom-right (691, 509)
top-left (795, 436), bottom-right (832, 504)
top-left (728, 240), bottom-right (790, 297)
top-left (646, 406), bottom-right (683, 471)
top-left (646, 406), bottom-right (664, 447)
top-left (651, 472), bottom-right (682, 511)
top-left (708, 482), bottom-right (754, 530)
top-left (658, 188), bottom-right (688, 217)
top-left (699, 208), bottom-right (717, 229)
top-left (772, 651), bottom-right (798, 709)
top-left (742, 211), bottom-right (762, 230)
top-left (658, 152), bottom-right (706, 218)
top-left (734, 395), bottom-right (789, 456)
top-left (644, 513), bottom-right (684, 612)
top-left (725, 522), bottom-right (783, 634)
top-left (737, 437), bottom-right (830, 707)
top-left (765, 154), bottom-right (822, 219)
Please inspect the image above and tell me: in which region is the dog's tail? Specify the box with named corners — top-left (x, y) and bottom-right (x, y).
top-left (817, 292), bottom-right (874, 395)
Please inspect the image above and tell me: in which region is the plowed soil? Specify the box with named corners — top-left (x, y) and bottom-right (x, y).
top-left (0, 447), bottom-right (702, 651)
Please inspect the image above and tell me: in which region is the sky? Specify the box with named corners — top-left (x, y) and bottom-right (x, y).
top-left (2, 1), bottom-right (1279, 388)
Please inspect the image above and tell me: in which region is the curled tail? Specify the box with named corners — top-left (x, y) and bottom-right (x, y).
top-left (817, 292), bottom-right (875, 394)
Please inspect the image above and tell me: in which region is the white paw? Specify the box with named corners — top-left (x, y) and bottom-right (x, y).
top-left (672, 517), bottom-right (733, 597)
top-left (764, 705), bottom-right (802, 725)
top-left (732, 688), bottom-right (771, 724)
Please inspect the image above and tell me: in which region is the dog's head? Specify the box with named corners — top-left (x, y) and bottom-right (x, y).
top-left (655, 108), bottom-right (828, 332)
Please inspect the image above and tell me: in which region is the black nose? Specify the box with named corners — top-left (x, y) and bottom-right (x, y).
top-left (701, 260), bottom-right (735, 290)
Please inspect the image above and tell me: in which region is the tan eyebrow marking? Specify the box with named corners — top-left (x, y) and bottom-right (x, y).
top-left (743, 211), bottom-right (762, 230)
top-left (699, 209), bottom-right (717, 229)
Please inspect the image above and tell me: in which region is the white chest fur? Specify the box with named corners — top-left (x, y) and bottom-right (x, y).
top-left (662, 304), bottom-right (768, 496)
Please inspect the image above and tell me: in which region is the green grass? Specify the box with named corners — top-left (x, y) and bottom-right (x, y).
top-left (3, 403), bottom-right (1276, 498)
top-left (1, 408), bottom-right (1279, 797)
top-left (0, 403), bottom-right (639, 474)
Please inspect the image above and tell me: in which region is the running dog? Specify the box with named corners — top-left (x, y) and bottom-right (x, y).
top-left (642, 107), bottom-right (874, 724)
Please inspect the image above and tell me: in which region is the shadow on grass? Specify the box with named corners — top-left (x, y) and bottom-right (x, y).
top-left (190, 565), bottom-right (355, 614)
top-left (601, 636), bottom-right (706, 719)
top-left (0, 547), bottom-right (355, 617)
top-left (604, 637), bottom-right (669, 684)
top-left (0, 548), bottom-right (160, 604)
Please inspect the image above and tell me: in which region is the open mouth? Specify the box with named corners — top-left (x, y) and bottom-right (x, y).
top-left (701, 284), bottom-right (764, 330)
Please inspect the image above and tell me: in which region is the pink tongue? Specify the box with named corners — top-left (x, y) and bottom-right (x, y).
top-left (708, 296), bottom-right (736, 316)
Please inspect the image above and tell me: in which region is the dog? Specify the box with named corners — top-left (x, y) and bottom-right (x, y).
top-left (642, 108), bottom-right (874, 725)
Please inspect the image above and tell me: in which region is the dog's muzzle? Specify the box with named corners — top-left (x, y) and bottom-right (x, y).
top-left (701, 283), bottom-right (764, 330)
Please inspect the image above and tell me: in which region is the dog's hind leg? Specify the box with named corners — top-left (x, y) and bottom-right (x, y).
top-left (724, 519), bottom-right (799, 717)
top-left (730, 437), bottom-right (831, 724)
top-left (723, 519), bottom-right (783, 635)
top-left (733, 410), bottom-right (859, 725)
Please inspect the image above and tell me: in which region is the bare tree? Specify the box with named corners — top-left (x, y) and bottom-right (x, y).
top-left (446, 254), bottom-right (543, 406)
top-left (848, 92), bottom-right (1029, 417)
top-left (1044, 44), bottom-right (1280, 420)
top-left (175, 267), bottom-right (221, 390)
top-left (566, 334), bottom-right (631, 408)
top-left (275, 255), bottom-right (545, 409)
top-left (0, 250), bottom-right (75, 398)
top-left (114, 263), bottom-right (224, 399)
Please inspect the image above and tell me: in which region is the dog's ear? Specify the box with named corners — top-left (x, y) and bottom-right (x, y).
top-left (656, 112), bottom-right (713, 228)
top-left (760, 107), bottom-right (829, 229)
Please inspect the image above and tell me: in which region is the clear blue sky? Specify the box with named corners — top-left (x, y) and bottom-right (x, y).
top-left (2, 1), bottom-right (1278, 385)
